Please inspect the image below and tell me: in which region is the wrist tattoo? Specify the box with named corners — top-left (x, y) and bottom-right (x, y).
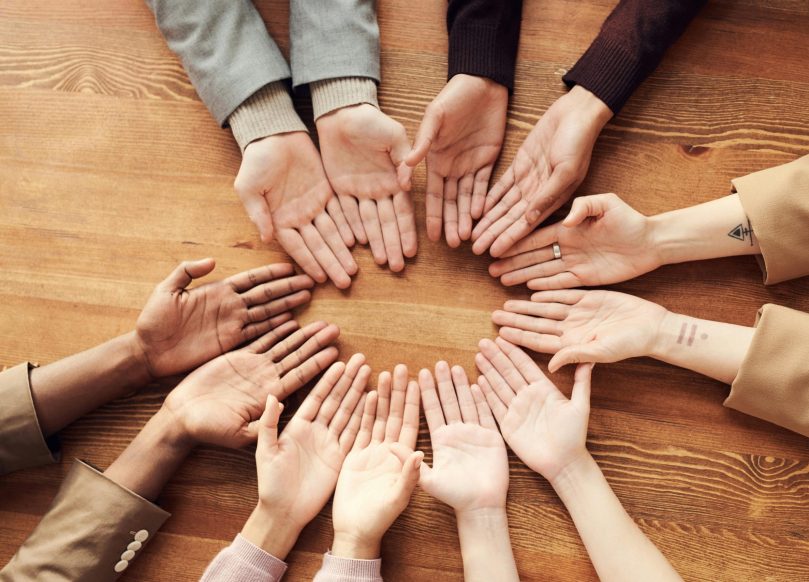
top-left (727, 218), bottom-right (754, 246)
top-left (676, 322), bottom-right (708, 347)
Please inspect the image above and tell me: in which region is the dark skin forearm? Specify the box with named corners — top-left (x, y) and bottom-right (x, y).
top-left (29, 331), bottom-right (152, 436)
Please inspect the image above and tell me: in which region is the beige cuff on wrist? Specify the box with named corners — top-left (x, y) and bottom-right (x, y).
top-left (310, 77), bottom-right (379, 120)
top-left (228, 81), bottom-right (308, 152)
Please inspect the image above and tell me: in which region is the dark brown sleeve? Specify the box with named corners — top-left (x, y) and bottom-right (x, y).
top-left (563, 0), bottom-right (706, 114)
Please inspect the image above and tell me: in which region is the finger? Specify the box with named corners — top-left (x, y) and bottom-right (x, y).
top-left (278, 346), bottom-right (340, 398)
top-left (341, 391), bottom-right (374, 454)
top-left (297, 360), bottom-right (347, 421)
top-left (418, 368), bottom-right (445, 432)
top-left (474, 351), bottom-right (515, 406)
top-left (394, 450), bottom-right (424, 500)
top-left (527, 272), bottom-right (582, 291)
top-left (159, 258), bottom-right (216, 292)
top-left (483, 166), bottom-right (514, 216)
top-left (435, 361), bottom-right (462, 423)
top-left (503, 299), bottom-right (570, 321)
top-left (315, 212), bottom-right (358, 276)
top-left (549, 344), bottom-right (609, 373)
top-left (242, 317), bottom-right (289, 344)
top-left (240, 274), bottom-right (314, 307)
top-left (443, 179), bottom-right (460, 249)
top-left (247, 320), bottom-right (300, 353)
top-left (490, 207), bottom-right (535, 258)
top-left (372, 371), bottom-right (392, 442)
top-left (471, 166), bottom-right (493, 220)
top-left (425, 169), bottom-right (444, 242)
top-left (477, 377), bottom-right (508, 424)
top-left (276, 229), bottom-right (327, 284)
top-left (397, 161), bottom-right (414, 193)
top-left (470, 384), bottom-right (497, 430)
top-left (501, 260), bottom-right (567, 286)
top-left (275, 324), bottom-right (342, 378)
top-left (457, 174), bottom-right (474, 241)
top-left (495, 337), bottom-right (548, 385)
top-left (351, 391), bottom-right (377, 452)
top-left (377, 197), bottom-right (405, 272)
top-left (399, 380), bottom-right (420, 449)
top-left (385, 364), bottom-right (409, 443)
top-left (452, 367), bottom-right (478, 425)
top-left (478, 337), bottom-right (527, 389)
top-left (499, 224), bottom-right (561, 259)
top-left (326, 196), bottom-right (356, 248)
top-left (389, 122), bottom-right (413, 171)
top-left (571, 363), bottom-right (594, 411)
top-left (394, 191), bottom-right (418, 259)
top-left (228, 263), bottom-right (295, 293)
top-left (492, 310), bottom-right (560, 336)
top-left (471, 188), bottom-right (522, 252)
top-left (238, 192), bottom-right (274, 243)
top-left (525, 164), bottom-right (579, 224)
top-left (339, 195), bottom-right (368, 245)
top-left (246, 290), bottom-right (312, 323)
top-left (300, 223), bottom-right (352, 289)
top-left (406, 108), bottom-right (440, 167)
top-left (257, 394), bottom-right (283, 451)
top-left (490, 250), bottom-right (558, 283)
top-left (530, 289), bottom-right (589, 305)
top-left (265, 320), bottom-right (328, 360)
top-left (499, 327), bottom-right (563, 355)
top-left (329, 364), bottom-right (372, 435)
top-left (360, 199), bottom-right (387, 266)
top-left (313, 354), bottom-right (366, 424)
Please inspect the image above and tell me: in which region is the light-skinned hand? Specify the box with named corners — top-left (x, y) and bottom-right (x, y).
top-left (404, 74), bottom-right (508, 247)
top-left (471, 86), bottom-right (613, 258)
top-left (234, 132), bottom-right (358, 288)
top-left (418, 362), bottom-right (509, 513)
top-left (160, 320), bottom-right (341, 448)
top-left (135, 260), bottom-right (315, 379)
top-left (489, 193), bottom-right (660, 290)
top-left (475, 337), bottom-right (594, 483)
top-left (492, 290), bottom-right (668, 372)
top-left (331, 365), bottom-right (423, 559)
top-left (317, 104), bottom-right (417, 272)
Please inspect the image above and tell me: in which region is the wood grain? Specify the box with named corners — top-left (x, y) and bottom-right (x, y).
top-left (1, 0), bottom-right (808, 580)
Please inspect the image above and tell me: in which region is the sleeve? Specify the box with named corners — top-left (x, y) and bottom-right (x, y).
top-left (145, 0), bottom-right (292, 126)
top-left (312, 552), bottom-right (383, 582)
top-left (732, 154), bottom-right (809, 285)
top-left (0, 363), bottom-right (59, 475)
top-left (199, 534), bottom-right (287, 582)
top-left (724, 304), bottom-right (809, 438)
top-left (446, 0), bottom-right (523, 92)
top-left (0, 460), bottom-right (170, 581)
top-left (563, 0), bottom-right (707, 114)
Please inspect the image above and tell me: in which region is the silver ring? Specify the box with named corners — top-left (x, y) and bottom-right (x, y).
top-left (552, 242), bottom-right (562, 260)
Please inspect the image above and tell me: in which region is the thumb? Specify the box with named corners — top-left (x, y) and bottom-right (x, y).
top-left (570, 363), bottom-right (594, 411)
top-left (241, 193), bottom-right (274, 243)
top-left (417, 458), bottom-right (435, 492)
top-left (257, 394), bottom-right (284, 450)
top-left (395, 450), bottom-right (424, 498)
top-left (525, 165), bottom-right (578, 225)
top-left (548, 342), bottom-right (609, 373)
top-left (562, 193), bottom-right (613, 228)
top-left (159, 258), bottom-right (216, 292)
top-left (404, 108), bottom-right (440, 168)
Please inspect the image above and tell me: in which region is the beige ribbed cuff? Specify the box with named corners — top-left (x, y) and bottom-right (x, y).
top-left (228, 81), bottom-right (308, 152)
top-left (310, 77), bottom-right (379, 120)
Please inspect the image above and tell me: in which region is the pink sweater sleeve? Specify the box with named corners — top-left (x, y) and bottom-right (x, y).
top-left (312, 552), bottom-right (383, 582)
top-left (199, 534), bottom-right (288, 582)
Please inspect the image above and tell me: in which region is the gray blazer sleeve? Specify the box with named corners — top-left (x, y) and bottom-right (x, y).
top-left (290, 0), bottom-right (380, 88)
top-left (146, 0), bottom-right (291, 125)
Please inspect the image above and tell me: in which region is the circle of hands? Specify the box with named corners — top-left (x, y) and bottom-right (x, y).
top-left (130, 73), bottom-right (681, 559)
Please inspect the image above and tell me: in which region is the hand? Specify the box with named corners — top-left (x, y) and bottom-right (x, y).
top-left (317, 104), bottom-right (417, 272)
top-left (471, 86), bottom-right (613, 257)
top-left (475, 337), bottom-right (593, 483)
top-left (418, 362), bottom-right (509, 512)
top-left (331, 365), bottom-right (422, 559)
top-left (241, 356), bottom-right (374, 558)
top-left (160, 320), bottom-right (340, 448)
top-left (405, 74), bottom-right (508, 247)
top-left (492, 290), bottom-right (668, 372)
top-left (489, 193), bottom-right (660, 290)
top-left (135, 260), bottom-right (315, 379)
top-left (234, 132), bottom-right (358, 288)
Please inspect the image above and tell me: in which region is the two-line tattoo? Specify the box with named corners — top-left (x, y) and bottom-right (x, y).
top-left (676, 322), bottom-right (708, 347)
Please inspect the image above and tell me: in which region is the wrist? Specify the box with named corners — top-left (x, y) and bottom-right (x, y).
top-left (547, 451), bottom-right (600, 502)
top-left (455, 505), bottom-right (509, 530)
top-left (125, 331), bottom-right (156, 385)
top-left (648, 211), bottom-right (690, 267)
top-left (241, 502), bottom-right (305, 560)
top-left (331, 530), bottom-right (382, 560)
top-left (567, 85), bottom-right (613, 130)
top-left (649, 309), bottom-right (682, 361)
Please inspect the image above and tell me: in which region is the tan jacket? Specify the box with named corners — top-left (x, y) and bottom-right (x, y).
top-left (726, 154), bottom-right (809, 437)
top-left (0, 364), bottom-right (170, 581)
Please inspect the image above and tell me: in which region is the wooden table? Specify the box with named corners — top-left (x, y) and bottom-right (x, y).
top-left (1, 1), bottom-right (808, 580)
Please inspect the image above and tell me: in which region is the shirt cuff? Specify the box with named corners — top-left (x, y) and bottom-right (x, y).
top-left (313, 552), bottom-right (383, 582)
top-left (725, 304), bottom-right (809, 438)
top-left (200, 534), bottom-right (288, 582)
top-left (0, 362), bottom-right (59, 475)
top-left (732, 154), bottom-right (809, 285)
top-left (310, 77), bottom-right (379, 121)
top-left (448, 24), bottom-right (518, 92)
top-left (227, 81), bottom-right (308, 153)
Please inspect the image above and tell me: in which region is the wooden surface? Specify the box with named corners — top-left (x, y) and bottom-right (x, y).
top-left (1, 1), bottom-right (808, 580)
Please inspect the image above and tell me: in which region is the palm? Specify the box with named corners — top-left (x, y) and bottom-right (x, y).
top-left (423, 423), bottom-right (509, 511)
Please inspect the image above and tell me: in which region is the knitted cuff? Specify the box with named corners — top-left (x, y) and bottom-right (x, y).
top-left (310, 77), bottom-right (378, 120)
top-left (448, 24), bottom-right (518, 92)
top-left (227, 81), bottom-right (308, 152)
top-left (562, 35), bottom-right (646, 115)
top-left (319, 552), bottom-right (382, 581)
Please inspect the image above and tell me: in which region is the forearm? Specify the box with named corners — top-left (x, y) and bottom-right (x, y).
top-left (29, 332), bottom-right (152, 436)
top-left (651, 194), bottom-right (761, 266)
top-left (651, 310), bottom-right (754, 385)
top-left (552, 454), bottom-right (681, 582)
top-left (240, 503), bottom-right (304, 561)
top-left (103, 408), bottom-right (192, 502)
top-left (455, 507), bottom-right (519, 582)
